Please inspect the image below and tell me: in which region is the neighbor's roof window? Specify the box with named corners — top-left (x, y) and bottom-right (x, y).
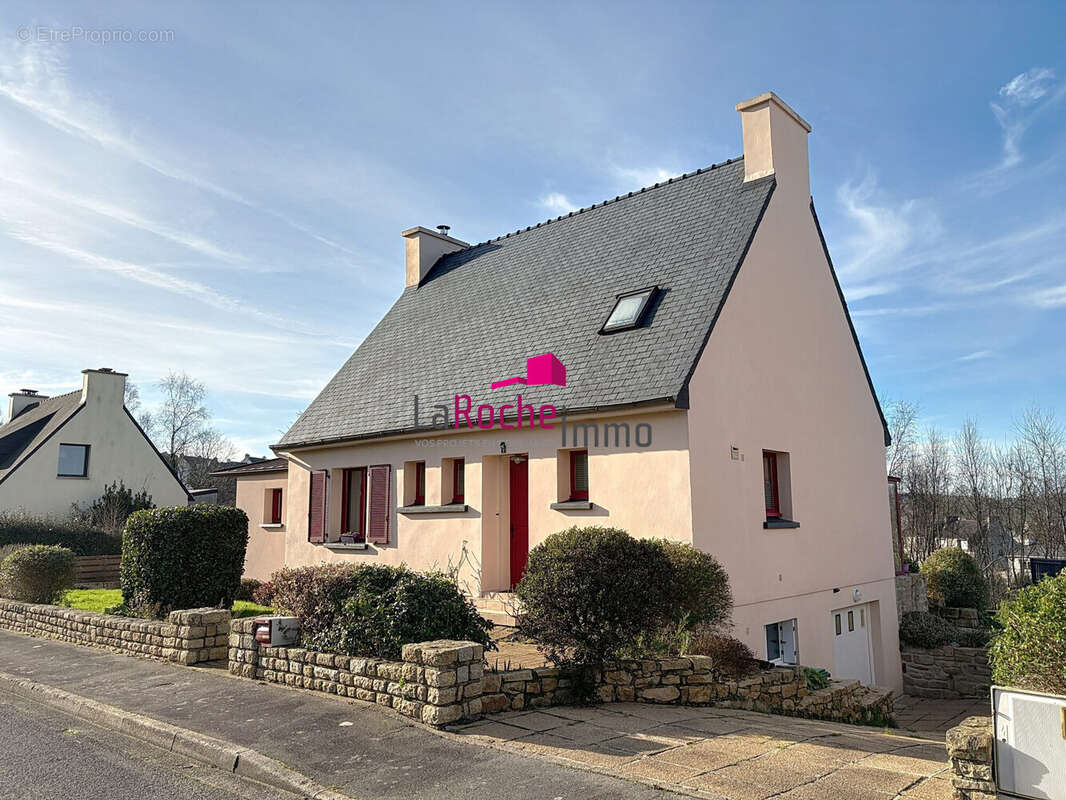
top-left (601, 287), bottom-right (656, 333)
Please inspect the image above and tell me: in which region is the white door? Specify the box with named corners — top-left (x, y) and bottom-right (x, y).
top-left (832, 604), bottom-right (874, 685)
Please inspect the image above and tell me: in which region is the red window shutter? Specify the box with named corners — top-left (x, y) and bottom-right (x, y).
top-left (308, 470), bottom-right (327, 543)
top-left (367, 464), bottom-right (391, 544)
top-left (271, 488), bottom-right (283, 524)
top-left (763, 452), bottom-right (780, 517)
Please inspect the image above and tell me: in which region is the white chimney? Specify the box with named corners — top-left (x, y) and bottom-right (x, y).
top-left (81, 367), bottom-right (127, 407)
top-left (402, 226), bottom-right (468, 288)
top-left (735, 92), bottom-right (812, 201)
top-left (7, 389), bottom-right (47, 420)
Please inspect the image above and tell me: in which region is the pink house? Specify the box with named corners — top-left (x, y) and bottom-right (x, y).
top-left (229, 92), bottom-right (902, 690)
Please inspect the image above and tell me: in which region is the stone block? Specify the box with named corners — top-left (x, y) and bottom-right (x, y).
top-left (639, 686), bottom-right (681, 703)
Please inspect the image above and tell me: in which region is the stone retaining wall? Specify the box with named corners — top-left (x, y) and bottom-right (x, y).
top-left (901, 644), bottom-right (991, 699)
top-left (946, 716), bottom-right (998, 799)
top-left (484, 659), bottom-right (894, 726)
top-left (0, 598), bottom-right (229, 664)
top-left (895, 572), bottom-right (928, 619)
top-left (228, 618), bottom-right (483, 727)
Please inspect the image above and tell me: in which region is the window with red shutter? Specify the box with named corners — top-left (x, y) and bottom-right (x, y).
top-left (367, 464), bottom-right (391, 544)
top-left (270, 488), bottom-right (283, 524)
top-left (308, 470), bottom-right (328, 543)
top-left (569, 450), bottom-right (589, 500)
top-left (452, 458), bottom-right (465, 504)
top-left (763, 451), bottom-right (780, 518)
top-left (341, 467), bottom-right (367, 539)
top-left (414, 461), bottom-right (426, 505)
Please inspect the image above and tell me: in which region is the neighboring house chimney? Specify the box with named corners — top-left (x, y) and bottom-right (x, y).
top-left (735, 92), bottom-right (812, 201)
top-left (8, 389), bottom-right (47, 420)
top-left (402, 226), bottom-right (468, 288)
top-left (81, 367), bottom-right (127, 407)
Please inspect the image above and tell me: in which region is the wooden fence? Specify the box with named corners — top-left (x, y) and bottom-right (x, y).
top-left (73, 555), bottom-right (121, 587)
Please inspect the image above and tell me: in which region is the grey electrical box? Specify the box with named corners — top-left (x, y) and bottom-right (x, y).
top-left (993, 686), bottom-right (1066, 800)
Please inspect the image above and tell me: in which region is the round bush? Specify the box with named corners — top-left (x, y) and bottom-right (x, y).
top-left (515, 526), bottom-right (677, 665)
top-left (921, 547), bottom-right (988, 610)
top-left (898, 611), bottom-right (960, 648)
top-left (654, 540), bottom-right (732, 629)
top-left (688, 630), bottom-right (757, 678)
top-left (0, 544), bottom-right (75, 603)
top-left (269, 563), bottom-right (492, 660)
top-left (121, 505), bottom-right (248, 617)
top-left (990, 573), bottom-right (1066, 694)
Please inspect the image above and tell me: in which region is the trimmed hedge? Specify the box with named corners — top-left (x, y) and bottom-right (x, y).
top-left (0, 513), bottom-right (119, 556)
top-left (921, 547), bottom-right (988, 610)
top-left (121, 505), bottom-right (248, 616)
top-left (268, 563), bottom-right (493, 660)
top-left (990, 572), bottom-right (1066, 695)
top-left (0, 544), bottom-right (75, 603)
top-left (899, 610), bottom-right (960, 648)
top-left (516, 527), bottom-right (732, 666)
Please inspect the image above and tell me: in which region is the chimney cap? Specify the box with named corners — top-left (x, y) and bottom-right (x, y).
top-left (436, 224), bottom-right (451, 236)
top-left (81, 367), bottom-right (128, 377)
top-left (14, 389), bottom-right (39, 396)
top-left (735, 91), bottom-right (811, 133)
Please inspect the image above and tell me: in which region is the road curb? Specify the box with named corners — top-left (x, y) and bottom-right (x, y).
top-left (0, 670), bottom-right (356, 800)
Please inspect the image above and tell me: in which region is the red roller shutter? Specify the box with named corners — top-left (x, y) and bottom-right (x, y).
top-left (308, 470), bottom-right (328, 543)
top-left (367, 464), bottom-right (391, 544)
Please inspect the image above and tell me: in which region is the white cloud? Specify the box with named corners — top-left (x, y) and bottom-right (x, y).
top-left (611, 164), bottom-right (681, 192)
top-left (539, 191), bottom-right (578, 214)
top-left (989, 67), bottom-right (1061, 169)
top-left (958, 350), bottom-right (993, 362)
top-left (1026, 284), bottom-right (1066, 309)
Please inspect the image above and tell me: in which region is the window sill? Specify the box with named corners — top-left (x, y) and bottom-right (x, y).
top-left (259, 523), bottom-right (284, 530)
top-left (323, 542), bottom-right (369, 551)
top-left (57, 475), bottom-right (90, 480)
top-left (398, 504), bottom-right (469, 514)
top-left (550, 500), bottom-right (593, 511)
top-left (763, 518), bottom-right (801, 530)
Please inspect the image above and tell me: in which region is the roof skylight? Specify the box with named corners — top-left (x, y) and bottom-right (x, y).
top-left (601, 287), bottom-right (656, 333)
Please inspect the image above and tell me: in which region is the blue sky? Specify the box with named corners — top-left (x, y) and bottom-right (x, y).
top-left (0, 1), bottom-right (1063, 455)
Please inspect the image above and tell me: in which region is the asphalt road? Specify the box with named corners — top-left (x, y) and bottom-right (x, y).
top-left (0, 694), bottom-right (298, 800)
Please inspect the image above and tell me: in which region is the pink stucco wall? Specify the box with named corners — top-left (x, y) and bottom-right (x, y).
top-left (684, 159), bottom-right (902, 689)
top-left (235, 471), bottom-right (288, 580)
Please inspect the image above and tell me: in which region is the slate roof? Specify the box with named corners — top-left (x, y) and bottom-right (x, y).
top-left (0, 392), bottom-right (83, 483)
top-left (279, 157), bottom-right (781, 449)
top-left (210, 457), bottom-right (288, 477)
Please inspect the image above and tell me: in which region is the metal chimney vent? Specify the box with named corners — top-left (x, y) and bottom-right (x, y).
top-left (436, 225), bottom-right (451, 236)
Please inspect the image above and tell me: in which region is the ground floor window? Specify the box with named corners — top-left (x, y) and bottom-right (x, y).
top-left (569, 449), bottom-right (588, 500)
top-left (341, 467), bottom-right (367, 540)
top-left (765, 618), bottom-right (798, 665)
top-left (270, 488), bottom-right (283, 523)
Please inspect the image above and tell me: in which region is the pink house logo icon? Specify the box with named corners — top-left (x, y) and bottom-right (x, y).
top-left (491, 353), bottom-right (567, 391)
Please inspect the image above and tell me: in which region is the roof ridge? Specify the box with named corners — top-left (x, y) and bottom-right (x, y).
top-left (462, 155), bottom-right (745, 250)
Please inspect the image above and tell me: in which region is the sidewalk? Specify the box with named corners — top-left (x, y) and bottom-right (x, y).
top-left (0, 630), bottom-right (681, 800)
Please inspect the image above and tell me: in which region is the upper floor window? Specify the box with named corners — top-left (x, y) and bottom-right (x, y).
top-left (58, 444), bottom-right (89, 477)
top-left (341, 467), bottom-right (367, 539)
top-left (763, 451), bottom-right (781, 518)
top-left (569, 449), bottom-right (589, 500)
top-left (600, 287), bottom-right (657, 333)
top-left (452, 458), bottom-right (465, 504)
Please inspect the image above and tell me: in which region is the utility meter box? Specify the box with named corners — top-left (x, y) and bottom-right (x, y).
top-left (993, 686), bottom-right (1066, 800)
top-left (253, 616), bottom-right (300, 647)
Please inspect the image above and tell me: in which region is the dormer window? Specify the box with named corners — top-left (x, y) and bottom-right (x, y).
top-left (601, 287), bottom-right (656, 333)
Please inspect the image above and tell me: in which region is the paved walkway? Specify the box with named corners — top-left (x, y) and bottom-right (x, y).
top-left (892, 694), bottom-right (988, 736)
top-left (456, 705), bottom-right (953, 800)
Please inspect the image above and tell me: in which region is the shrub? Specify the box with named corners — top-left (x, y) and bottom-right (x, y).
top-left (73, 481), bottom-right (154, 533)
top-left (0, 512), bottom-right (119, 555)
top-left (898, 611), bottom-right (960, 648)
top-left (269, 563), bottom-right (492, 660)
top-left (802, 666), bottom-right (831, 691)
top-left (654, 540), bottom-right (733, 630)
top-left (0, 545), bottom-right (75, 603)
top-left (251, 579), bottom-right (275, 607)
top-left (236, 577), bottom-right (262, 602)
top-left (990, 573), bottom-right (1066, 695)
top-left (121, 505), bottom-right (248, 617)
top-left (921, 547), bottom-right (988, 610)
top-left (515, 526), bottom-right (678, 665)
top-left (688, 630), bottom-right (758, 678)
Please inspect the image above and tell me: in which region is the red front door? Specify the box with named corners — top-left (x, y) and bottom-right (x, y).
top-left (509, 457), bottom-right (529, 589)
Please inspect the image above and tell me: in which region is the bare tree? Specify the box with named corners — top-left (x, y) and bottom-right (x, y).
top-left (885, 398), bottom-right (920, 478)
top-left (1016, 406), bottom-right (1066, 558)
top-left (149, 372), bottom-right (233, 485)
top-left (953, 418), bottom-right (992, 570)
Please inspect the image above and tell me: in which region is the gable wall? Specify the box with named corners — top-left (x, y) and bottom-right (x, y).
top-left (685, 186), bottom-right (901, 688)
top-left (0, 393), bottom-right (188, 517)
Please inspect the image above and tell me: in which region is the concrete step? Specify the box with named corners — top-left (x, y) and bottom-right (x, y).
top-left (857, 685), bottom-right (895, 709)
top-left (477, 608), bottom-right (519, 627)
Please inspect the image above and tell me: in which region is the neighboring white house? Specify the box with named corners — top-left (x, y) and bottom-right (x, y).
top-left (0, 368), bottom-right (190, 516)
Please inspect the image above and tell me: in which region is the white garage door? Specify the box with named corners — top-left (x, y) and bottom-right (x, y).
top-left (832, 603), bottom-right (873, 685)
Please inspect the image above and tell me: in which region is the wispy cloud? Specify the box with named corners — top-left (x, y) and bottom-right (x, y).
top-left (1026, 284), bottom-right (1066, 309)
top-left (611, 164), bottom-right (681, 192)
top-left (990, 67), bottom-right (1061, 169)
top-left (958, 350), bottom-right (993, 362)
top-left (539, 191), bottom-right (578, 214)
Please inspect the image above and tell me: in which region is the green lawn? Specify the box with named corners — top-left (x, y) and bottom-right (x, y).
top-left (59, 589), bottom-right (273, 619)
